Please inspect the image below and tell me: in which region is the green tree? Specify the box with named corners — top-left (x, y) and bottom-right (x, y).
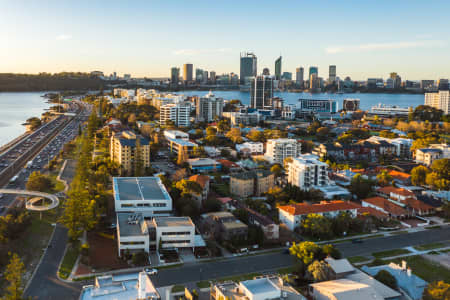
top-left (225, 128), bottom-right (243, 144)
top-left (300, 214), bottom-right (333, 239)
top-left (322, 244), bottom-right (341, 259)
top-left (175, 179), bottom-right (202, 197)
top-left (134, 137), bottom-right (144, 176)
top-left (26, 171), bottom-right (54, 192)
top-left (26, 117), bottom-right (42, 131)
top-left (374, 270), bottom-right (397, 290)
top-left (289, 241), bottom-right (321, 265)
top-left (411, 165), bottom-right (429, 186)
top-left (349, 174), bottom-right (375, 199)
top-left (3, 253), bottom-right (27, 300)
top-left (217, 120), bottom-right (230, 133)
top-left (246, 130), bottom-right (265, 142)
top-left (431, 158), bottom-right (450, 181)
top-left (307, 260), bottom-right (333, 282)
top-left (270, 164), bottom-right (283, 177)
top-left (376, 170), bottom-right (393, 186)
top-left (423, 281), bottom-right (450, 300)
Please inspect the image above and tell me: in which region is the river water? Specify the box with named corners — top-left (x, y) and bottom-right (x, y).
top-left (177, 90), bottom-right (425, 111)
top-left (0, 92), bottom-right (51, 147)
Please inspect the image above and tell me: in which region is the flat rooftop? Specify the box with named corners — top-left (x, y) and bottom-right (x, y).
top-left (117, 213), bottom-right (144, 237)
top-left (113, 177), bottom-right (171, 201)
top-left (241, 277), bottom-right (279, 295)
top-left (154, 216), bottom-right (194, 227)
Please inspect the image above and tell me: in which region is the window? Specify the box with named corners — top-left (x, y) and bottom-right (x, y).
top-left (120, 241), bottom-right (145, 245)
top-left (161, 232), bottom-right (191, 236)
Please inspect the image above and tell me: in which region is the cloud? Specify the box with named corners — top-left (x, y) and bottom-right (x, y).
top-left (56, 34), bottom-right (72, 41)
top-left (172, 48), bottom-right (232, 56)
top-left (325, 40), bottom-right (446, 54)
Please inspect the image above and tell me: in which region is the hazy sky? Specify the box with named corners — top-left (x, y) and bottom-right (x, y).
top-left (1, 0), bottom-right (450, 80)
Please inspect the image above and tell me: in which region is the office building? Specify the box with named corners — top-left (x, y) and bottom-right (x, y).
top-left (195, 91), bottom-right (224, 122)
top-left (116, 213), bottom-right (196, 256)
top-left (110, 131), bottom-right (150, 174)
top-left (390, 72), bottom-right (402, 89)
top-left (80, 272), bottom-right (160, 300)
top-left (309, 66), bottom-right (318, 78)
top-left (438, 78), bottom-right (449, 90)
top-left (296, 67), bottom-right (304, 87)
top-left (113, 177), bottom-right (172, 217)
top-left (170, 67), bottom-right (179, 84)
top-left (343, 98), bottom-right (360, 111)
top-left (160, 102), bottom-right (191, 127)
top-left (183, 63), bottom-right (193, 83)
top-left (250, 75), bottom-right (274, 109)
top-left (309, 73), bottom-right (320, 89)
top-left (274, 56), bottom-right (282, 80)
top-left (195, 68), bottom-right (204, 83)
top-left (210, 71), bottom-right (216, 84)
top-left (424, 90), bottom-right (450, 114)
top-left (211, 276), bottom-right (306, 300)
top-left (265, 138), bottom-right (301, 164)
top-left (329, 65), bottom-right (336, 83)
top-left (230, 170), bottom-right (275, 197)
top-left (240, 52), bottom-right (257, 85)
top-left (299, 98), bottom-right (337, 113)
top-left (420, 80), bottom-right (435, 90)
top-left (281, 72), bottom-right (292, 81)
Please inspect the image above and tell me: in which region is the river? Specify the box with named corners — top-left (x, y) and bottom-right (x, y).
top-left (0, 92), bottom-right (51, 147)
top-left (176, 90), bottom-right (425, 111)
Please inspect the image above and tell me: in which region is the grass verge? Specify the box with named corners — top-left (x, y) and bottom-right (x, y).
top-left (388, 255), bottom-right (450, 282)
top-left (372, 248), bottom-right (411, 258)
top-left (414, 242), bottom-right (445, 251)
top-left (58, 241), bottom-right (80, 279)
top-left (348, 256), bottom-right (370, 264)
top-left (196, 281), bottom-right (211, 289)
top-left (171, 285), bottom-right (185, 293)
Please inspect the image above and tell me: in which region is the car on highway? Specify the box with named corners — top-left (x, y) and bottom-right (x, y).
top-left (144, 268), bottom-right (158, 276)
top-left (351, 238), bottom-right (363, 244)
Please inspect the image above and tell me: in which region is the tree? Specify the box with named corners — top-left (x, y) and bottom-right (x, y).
top-left (307, 260), bottom-right (333, 282)
top-left (289, 241), bottom-right (321, 265)
top-left (376, 170), bottom-right (393, 186)
top-left (430, 158), bottom-right (450, 181)
top-left (411, 165), bottom-right (429, 186)
top-left (410, 105), bottom-right (443, 122)
top-left (283, 157), bottom-right (293, 170)
top-left (246, 130), bottom-right (265, 142)
top-left (134, 137), bottom-right (144, 176)
top-left (175, 179), bottom-right (202, 197)
top-left (374, 270), bottom-right (397, 290)
top-left (316, 127), bottom-right (330, 141)
top-left (226, 128), bottom-right (243, 144)
top-left (423, 281), bottom-right (450, 300)
top-left (217, 120), bottom-right (230, 133)
top-left (300, 214), bottom-right (333, 239)
top-left (26, 171), bottom-right (54, 192)
top-left (349, 174), bottom-right (375, 199)
top-left (322, 244), bottom-right (341, 259)
top-left (270, 164), bottom-right (283, 177)
top-left (26, 117), bottom-right (42, 131)
top-left (3, 253), bottom-right (26, 300)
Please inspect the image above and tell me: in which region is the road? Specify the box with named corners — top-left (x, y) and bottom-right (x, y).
top-left (24, 225), bottom-right (82, 300)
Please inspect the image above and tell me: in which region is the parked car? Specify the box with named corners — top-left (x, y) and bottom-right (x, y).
top-left (144, 268), bottom-right (158, 276)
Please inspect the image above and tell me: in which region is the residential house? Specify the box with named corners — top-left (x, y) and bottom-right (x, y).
top-left (200, 211), bottom-right (248, 241)
top-left (361, 197), bottom-right (408, 218)
top-left (230, 170), bottom-right (275, 197)
top-left (188, 174), bottom-right (210, 206)
top-left (245, 207), bottom-right (279, 240)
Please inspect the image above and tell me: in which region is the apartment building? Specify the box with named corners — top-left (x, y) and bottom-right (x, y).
top-left (200, 211), bottom-right (248, 241)
top-left (230, 170), bottom-right (275, 197)
top-left (236, 142), bottom-right (264, 154)
top-left (425, 90), bottom-right (450, 114)
top-left (265, 138), bottom-right (301, 164)
top-left (287, 154), bottom-right (329, 189)
top-left (415, 148), bottom-right (443, 166)
top-left (278, 201), bottom-right (360, 231)
top-left (195, 91), bottom-right (224, 122)
top-left (223, 111), bottom-right (262, 126)
top-left (110, 131), bottom-right (150, 173)
top-left (160, 102), bottom-right (191, 127)
top-left (113, 177), bottom-right (172, 217)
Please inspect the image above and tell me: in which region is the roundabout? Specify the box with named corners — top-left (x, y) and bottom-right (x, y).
top-left (0, 189), bottom-right (60, 211)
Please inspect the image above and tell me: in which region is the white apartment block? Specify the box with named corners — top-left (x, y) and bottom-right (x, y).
top-left (425, 90), bottom-right (450, 114)
top-left (429, 143), bottom-right (450, 158)
top-left (113, 177), bottom-right (172, 217)
top-left (236, 142), bottom-right (264, 154)
top-left (116, 213), bottom-right (195, 257)
top-left (160, 103), bottom-right (191, 127)
top-left (196, 91), bottom-right (224, 122)
top-left (265, 138), bottom-right (301, 164)
top-left (367, 136), bottom-right (413, 157)
top-left (287, 154), bottom-right (329, 189)
top-left (164, 130), bottom-right (189, 140)
top-left (415, 148), bottom-right (444, 166)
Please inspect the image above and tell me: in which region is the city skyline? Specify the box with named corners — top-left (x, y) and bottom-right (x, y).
top-left (1, 1), bottom-right (450, 80)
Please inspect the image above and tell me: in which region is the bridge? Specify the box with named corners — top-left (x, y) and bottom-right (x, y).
top-left (0, 189), bottom-right (60, 211)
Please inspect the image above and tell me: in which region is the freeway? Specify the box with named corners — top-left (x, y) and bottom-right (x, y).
top-left (0, 189), bottom-right (59, 210)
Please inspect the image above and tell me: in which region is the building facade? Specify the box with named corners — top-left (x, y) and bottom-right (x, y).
top-left (265, 138), bottom-right (301, 164)
top-left (230, 170), bottom-right (275, 197)
top-left (110, 131), bottom-right (150, 173)
top-left (287, 154), bottom-right (330, 189)
top-left (424, 90), bottom-right (450, 114)
top-left (250, 75), bottom-right (274, 109)
top-left (195, 91), bottom-right (224, 122)
top-left (183, 63), bottom-right (193, 83)
top-left (240, 52), bottom-right (257, 85)
top-left (160, 102), bottom-right (191, 127)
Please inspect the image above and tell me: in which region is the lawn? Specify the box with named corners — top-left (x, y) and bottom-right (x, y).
top-left (196, 281), bottom-right (211, 289)
top-left (58, 241), bottom-right (80, 279)
top-left (390, 230), bottom-right (409, 235)
top-left (211, 184), bottom-right (230, 197)
top-left (414, 242), bottom-right (445, 251)
top-left (348, 256), bottom-right (370, 264)
top-left (171, 285), bottom-right (185, 293)
top-left (372, 248), bottom-right (411, 258)
top-left (389, 255), bottom-right (450, 282)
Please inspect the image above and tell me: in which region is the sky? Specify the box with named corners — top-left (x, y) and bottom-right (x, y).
top-left (1, 0), bottom-right (450, 81)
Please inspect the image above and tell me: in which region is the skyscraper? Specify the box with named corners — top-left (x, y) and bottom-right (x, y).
top-left (183, 63), bottom-right (193, 83)
top-left (240, 52), bottom-right (257, 85)
top-left (309, 66), bottom-right (318, 78)
top-left (170, 67), bottom-right (179, 84)
top-left (195, 68), bottom-right (204, 83)
top-left (275, 56), bottom-right (282, 80)
top-left (262, 68), bottom-right (270, 75)
top-left (296, 67), bottom-right (304, 87)
top-left (390, 72), bottom-right (402, 89)
top-left (329, 65), bottom-right (336, 83)
top-left (250, 75), bottom-right (274, 109)
top-left (210, 71), bottom-right (216, 84)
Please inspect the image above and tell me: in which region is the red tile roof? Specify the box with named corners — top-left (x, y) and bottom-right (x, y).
top-left (377, 186), bottom-right (414, 197)
top-left (278, 201), bottom-right (361, 216)
top-left (217, 159), bottom-right (240, 168)
top-left (362, 197), bottom-right (408, 216)
top-left (217, 197), bottom-right (233, 204)
top-left (387, 170), bottom-right (411, 182)
top-left (188, 174), bottom-right (210, 189)
top-left (357, 207), bottom-right (389, 219)
top-left (403, 198), bottom-right (434, 212)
